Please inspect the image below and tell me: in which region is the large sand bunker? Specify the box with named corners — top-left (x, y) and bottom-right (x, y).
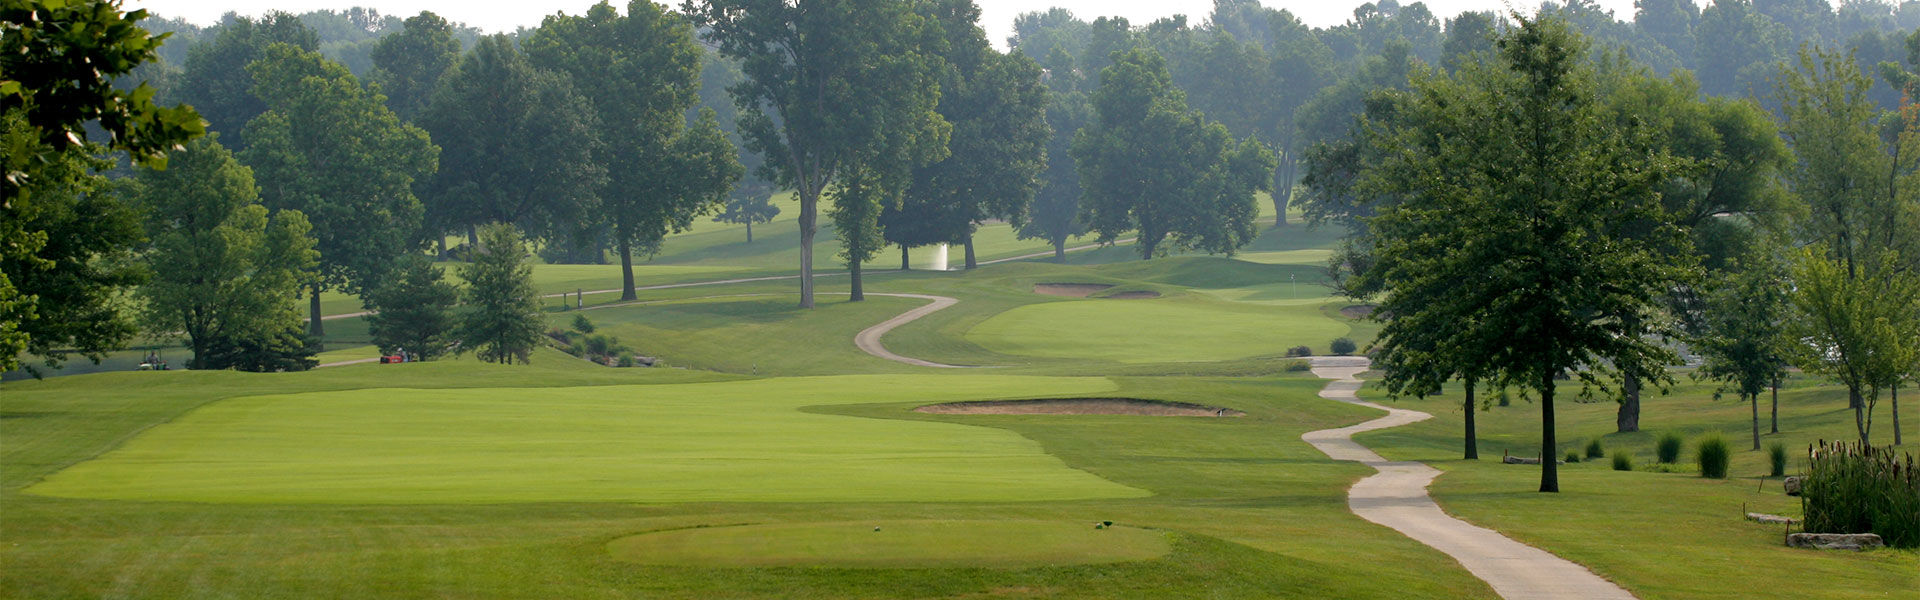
top-left (1033, 283), bottom-right (1161, 299)
top-left (914, 398), bottom-right (1243, 417)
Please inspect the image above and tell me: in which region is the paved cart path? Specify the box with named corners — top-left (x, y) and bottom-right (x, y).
top-left (1301, 356), bottom-right (1637, 600)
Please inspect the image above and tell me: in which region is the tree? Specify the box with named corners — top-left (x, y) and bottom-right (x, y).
top-left (368, 11), bottom-right (461, 123)
top-left (713, 184), bottom-right (780, 243)
top-left (132, 136), bottom-right (318, 371)
top-left (1695, 0), bottom-right (1791, 97)
top-left (175, 11), bottom-right (318, 146)
top-left (1073, 47), bottom-right (1275, 259)
top-left (1636, 0), bottom-right (1701, 69)
top-left (1354, 16), bottom-right (1694, 493)
top-left (1017, 53), bottom-right (1091, 261)
top-left (242, 43), bottom-right (438, 338)
top-left (1784, 247), bottom-right (1920, 445)
top-left (364, 254), bottom-right (458, 360)
top-left (2, 0), bottom-right (206, 374)
top-left (687, 0), bottom-right (950, 308)
top-left (1694, 250), bottom-right (1792, 450)
top-left (526, 1), bottom-right (740, 302)
top-left (457, 223), bottom-right (543, 365)
top-left (418, 34), bottom-right (605, 253)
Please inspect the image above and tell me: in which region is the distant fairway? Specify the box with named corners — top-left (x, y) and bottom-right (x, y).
top-left (966, 298), bottom-right (1349, 363)
top-left (27, 375), bottom-right (1147, 504)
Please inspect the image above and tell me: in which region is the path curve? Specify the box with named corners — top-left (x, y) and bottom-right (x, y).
top-left (849, 293), bottom-right (971, 368)
top-left (1302, 357), bottom-right (1636, 600)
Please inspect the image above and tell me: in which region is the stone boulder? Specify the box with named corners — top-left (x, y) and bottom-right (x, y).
top-left (1745, 513), bottom-right (1797, 525)
top-left (1783, 476), bottom-right (1804, 496)
top-left (1786, 533), bottom-right (1884, 551)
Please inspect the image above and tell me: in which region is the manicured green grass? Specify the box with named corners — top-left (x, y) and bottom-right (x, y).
top-left (1355, 377), bottom-right (1919, 599)
top-left (608, 520), bottom-right (1172, 568)
top-left (28, 375), bottom-right (1142, 504)
top-left (966, 296), bottom-right (1349, 363)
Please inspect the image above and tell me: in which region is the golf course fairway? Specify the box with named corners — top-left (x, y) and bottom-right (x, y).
top-left (608, 520), bottom-right (1172, 568)
top-left (966, 298), bottom-right (1349, 362)
top-left (27, 375), bottom-right (1149, 504)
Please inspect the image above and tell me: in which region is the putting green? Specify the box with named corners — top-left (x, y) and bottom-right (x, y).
top-left (607, 520), bottom-right (1171, 568)
top-left (27, 375), bottom-right (1148, 504)
top-left (966, 299), bottom-right (1349, 363)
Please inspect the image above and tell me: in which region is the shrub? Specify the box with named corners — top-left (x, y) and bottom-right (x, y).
top-left (1803, 441), bottom-right (1920, 548)
top-left (1284, 345), bottom-right (1313, 358)
top-left (616, 355), bottom-right (635, 368)
top-left (1585, 439), bottom-right (1605, 459)
top-left (1564, 451), bottom-right (1581, 464)
top-left (1282, 360), bottom-right (1312, 372)
top-left (1612, 452), bottom-right (1634, 471)
top-left (1697, 434), bottom-right (1730, 479)
top-left (572, 314), bottom-right (595, 334)
top-left (1768, 442), bottom-right (1788, 477)
top-left (1329, 337), bottom-right (1357, 355)
top-left (1656, 432), bottom-right (1684, 464)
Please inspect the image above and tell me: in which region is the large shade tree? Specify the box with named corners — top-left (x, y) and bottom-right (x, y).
top-left (242, 44), bottom-right (438, 337)
top-left (1353, 16), bottom-right (1694, 493)
top-left (368, 11), bottom-right (461, 124)
top-left (687, 0), bottom-right (951, 308)
top-left (527, 1), bottom-right (740, 301)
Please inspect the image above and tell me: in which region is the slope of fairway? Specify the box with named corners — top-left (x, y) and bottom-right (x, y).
top-left (27, 375), bottom-right (1147, 504)
top-left (966, 298), bottom-right (1349, 363)
top-left (608, 520), bottom-right (1172, 568)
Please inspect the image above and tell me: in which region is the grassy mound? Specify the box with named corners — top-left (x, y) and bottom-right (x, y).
top-left (607, 520), bottom-right (1172, 568)
top-left (966, 298), bottom-right (1348, 363)
top-left (27, 375), bottom-right (1148, 504)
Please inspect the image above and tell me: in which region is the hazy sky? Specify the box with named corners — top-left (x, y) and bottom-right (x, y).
top-left (128, 1), bottom-right (1642, 48)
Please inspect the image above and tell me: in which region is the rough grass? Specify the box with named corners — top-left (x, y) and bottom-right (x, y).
top-left (607, 520), bottom-right (1173, 568)
top-left (965, 296), bottom-right (1349, 363)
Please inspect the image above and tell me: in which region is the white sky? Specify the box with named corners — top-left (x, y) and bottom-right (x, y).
top-left (128, 1), bottom-right (1641, 48)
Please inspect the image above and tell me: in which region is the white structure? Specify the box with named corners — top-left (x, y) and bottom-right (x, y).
top-left (925, 243), bottom-right (949, 271)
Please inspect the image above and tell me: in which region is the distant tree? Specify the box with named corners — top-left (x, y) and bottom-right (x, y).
top-left (176, 11), bottom-right (318, 145)
top-left (688, 0), bottom-right (949, 308)
top-left (365, 254), bottom-right (458, 361)
top-left (2, 0), bottom-right (207, 374)
top-left (1693, 250), bottom-right (1792, 450)
top-left (1636, 0), bottom-right (1701, 69)
top-left (242, 44), bottom-right (438, 338)
top-left (1074, 47), bottom-right (1276, 259)
top-left (1008, 7), bottom-right (1090, 60)
top-left (1696, 0), bottom-right (1791, 97)
top-left (1017, 55), bottom-right (1091, 261)
top-left (713, 184), bottom-right (781, 244)
top-left (369, 11), bottom-right (462, 123)
top-left (1354, 16), bottom-right (1693, 493)
top-left (457, 223), bottom-right (543, 365)
top-left (132, 136), bottom-right (318, 371)
top-left (419, 34), bottom-right (605, 253)
top-left (1441, 11), bottom-right (1498, 72)
top-left (526, 1), bottom-right (741, 302)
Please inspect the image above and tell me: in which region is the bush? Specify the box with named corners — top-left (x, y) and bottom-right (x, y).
top-left (1768, 442), bottom-right (1789, 477)
top-left (1282, 360), bottom-right (1312, 372)
top-left (617, 355), bottom-right (635, 368)
top-left (1329, 337), bottom-right (1357, 355)
top-left (1803, 441), bottom-right (1920, 548)
top-left (1656, 432), bottom-right (1684, 464)
top-left (1284, 345), bottom-right (1313, 358)
top-left (1564, 451), bottom-right (1581, 464)
top-left (1612, 452), bottom-right (1634, 471)
top-left (1585, 439), bottom-right (1605, 459)
top-left (572, 314), bottom-right (595, 334)
top-left (1696, 434), bottom-right (1730, 479)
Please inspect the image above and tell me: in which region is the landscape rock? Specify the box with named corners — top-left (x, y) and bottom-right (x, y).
top-left (1745, 513), bottom-right (1797, 525)
top-left (1783, 476), bottom-right (1804, 496)
top-left (1786, 533), bottom-right (1884, 551)
top-left (1500, 455), bottom-right (1565, 465)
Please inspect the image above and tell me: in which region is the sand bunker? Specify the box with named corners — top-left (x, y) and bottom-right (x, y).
top-left (914, 398), bottom-right (1243, 417)
top-left (1033, 283), bottom-right (1112, 297)
top-left (1340, 304), bottom-right (1377, 319)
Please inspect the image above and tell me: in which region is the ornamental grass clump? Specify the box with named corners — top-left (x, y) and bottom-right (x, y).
top-left (1802, 440), bottom-right (1920, 548)
top-left (1696, 434), bottom-right (1730, 479)
top-left (1564, 451), bottom-right (1581, 464)
top-left (1585, 439), bottom-right (1605, 459)
top-left (1612, 452), bottom-right (1634, 471)
top-left (1768, 442), bottom-right (1788, 477)
top-left (1656, 432), bottom-right (1684, 464)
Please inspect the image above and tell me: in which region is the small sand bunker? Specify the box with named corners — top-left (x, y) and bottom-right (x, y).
top-left (1106, 290), bottom-right (1161, 299)
top-left (915, 398), bottom-right (1243, 417)
top-left (1034, 283), bottom-right (1112, 297)
top-left (1341, 304), bottom-right (1377, 319)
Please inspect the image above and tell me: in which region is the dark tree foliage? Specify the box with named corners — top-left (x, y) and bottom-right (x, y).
top-left (457, 223), bottom-right (543, 365)
top-left (0, 142), bottom-right (144, 377)
top-left (1016, 50), bottom-right (1091, 261)
top-left (713, 183), bottom-right (780, 244)
top-left (365, 254), bottom-right (458, 360)
top-left (370, 11), bottom-right (462, 123)
top-left (176, 11), bottom-right (317, 146)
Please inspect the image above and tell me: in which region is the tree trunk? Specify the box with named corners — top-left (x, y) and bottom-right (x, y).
top-left (1273, 155), bottom-right (1294, 228)
top-left (963, 234), bottom-right (977, 270)
top-left (900, 245), bottom-right (910, 271)
top-left (1617, 370), bottom-right (1641, 433)
top-left (1771, 376), bottom-right (1780, 434)
top-left (308, 282), bottom-right (324, 338)
top-left (190, 330), bottom-right (208, 371)
top-left (1540, 371), bottom-right (1559, 493)
top-left (436, 236), bottom-right (446, 260)
top-left (466, 225), bottom-right (478, 249)
top-left (799, 189), bottom-right (817, 309)
top-left (1053, 236), bottom-right (1067, 262)
top-left (746, 221), bottom-right (754, 244)
top-left (1751, 392), bottom-right (1761, 451)
top-left (618, 237), bottom-right (637, 301)
top-left (849, 260), bottom-right (864, 302)
top-left (1464, 378), bottom-right (1479, 460)
top-left (1894, 384), bottom-right (1902, 446)
top-left (1853, 387), bottom-right (1867, 445)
